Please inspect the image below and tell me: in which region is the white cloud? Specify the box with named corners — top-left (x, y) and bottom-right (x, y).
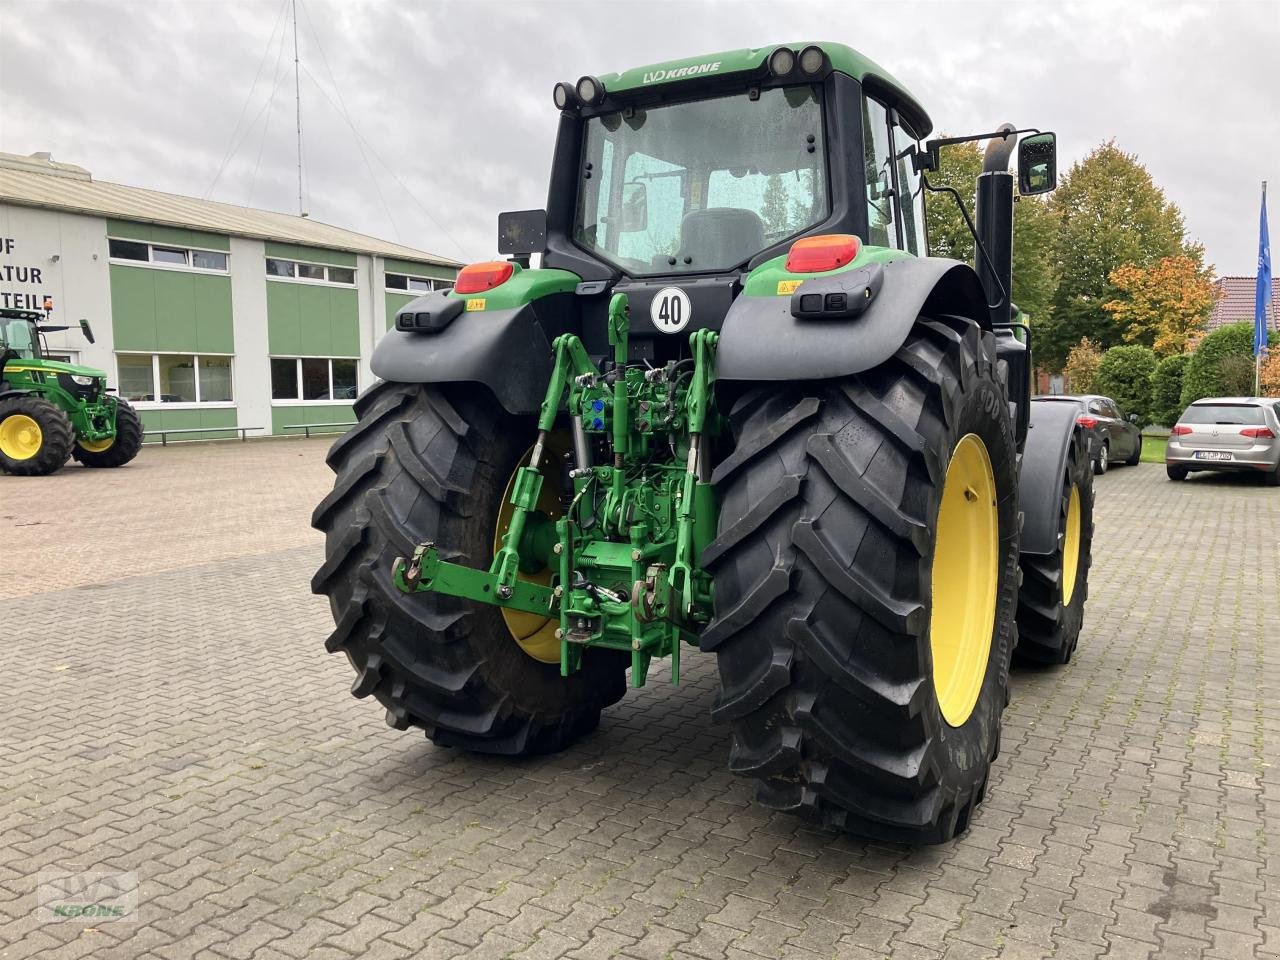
top-left (0, 0), bottom-right (1274, 273)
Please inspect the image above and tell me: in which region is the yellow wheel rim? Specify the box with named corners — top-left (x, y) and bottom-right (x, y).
top-left (492, 435), bottom-right (568, 663)
top-left (1061, 485), bottom-right (1082, 605)
top-left (0, 414), bottom-right (43, 461)
top-left (78, 436), bottom-right (115, 453)
top-left (929, 433), bottom-right (999, 728)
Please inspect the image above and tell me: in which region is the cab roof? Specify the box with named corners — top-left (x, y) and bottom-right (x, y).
top-left (597, 41), bottom-right (932, 138)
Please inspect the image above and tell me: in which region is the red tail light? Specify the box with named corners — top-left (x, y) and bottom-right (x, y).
top-left (785, 234), bottom-right (860, 273)
top-left (453, 261), bottom-right (514, 294)
top-left (1170, 425), bottom-right (1192, 435)
top-left (1241, 427), bottom-right (1276, 439)
top-left (1076, 415), bottom-right (1098, 429)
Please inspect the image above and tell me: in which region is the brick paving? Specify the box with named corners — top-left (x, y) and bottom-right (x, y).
top-left (1, 440), bottom-right (1277, 959)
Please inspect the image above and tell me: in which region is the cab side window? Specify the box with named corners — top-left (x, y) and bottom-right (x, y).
top-left (862, 97), bottom-right (897, 248)
top-left (894, 123), bottom-right (928, 256)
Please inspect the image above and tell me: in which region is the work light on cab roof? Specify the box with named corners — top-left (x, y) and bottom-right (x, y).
top-left (316, 39), bottom-right (1092, 848)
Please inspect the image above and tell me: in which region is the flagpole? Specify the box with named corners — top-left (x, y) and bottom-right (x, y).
top-left (1258, 181), bottom-right (1269, 397)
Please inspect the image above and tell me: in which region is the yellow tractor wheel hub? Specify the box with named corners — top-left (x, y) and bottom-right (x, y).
top-left (492, 436), bottom-right (569, 663)
top-left (78, 436), bottom-right (115, 453)
top-left (929, 433), bottom-right (999, 728)
top-left (1061, 484), bottom-right (1082, 605)
top-left (0, 414), bottom-right (43, 461)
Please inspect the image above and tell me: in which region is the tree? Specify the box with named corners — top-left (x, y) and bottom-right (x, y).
top-left (923, 140), bottom-right (1058, 324)
top-left (1261, 352), bottom-right (1280, 397)
top-left (761, 174), bottom-right (791, 235)
top-left (1064, 337), bottom-right (1104, 394)
top-left (1096, 345), bottom-right (1158, 425)
top-left (1150, 353), bottom-right (1192, 426)
top-left (1180, 322), bottom-right (1277, 405)
top-left (1103, 255), bottom-right (1218, 357)
top-left (1036, 141), bottom-right (1201, 371)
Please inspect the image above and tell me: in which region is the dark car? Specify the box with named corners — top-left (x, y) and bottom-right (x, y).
top-left (1031, 394), bottom-right (1143, 474)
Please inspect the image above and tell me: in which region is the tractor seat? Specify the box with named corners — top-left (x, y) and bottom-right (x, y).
top-left (674, 208), bottom-right (765, 269)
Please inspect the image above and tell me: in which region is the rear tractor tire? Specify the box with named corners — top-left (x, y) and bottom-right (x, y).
top-left (73, 399), bottom-right (144, 468)
top-left (311, 382), bottom-right (628, 756)
top-left (1013, 430), bottom-right (1095, 665)
top-left (703, 313), bottom-right (1019, 843)
top-left (0, 396), bottom-right (74, 476)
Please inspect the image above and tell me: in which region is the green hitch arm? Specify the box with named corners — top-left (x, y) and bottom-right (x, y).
top-left (608, 293), bottom-right (630, 536)
top-left (393, 542), bottom-right (555, 616)
top-left (670, 329), bottom-right (718, 615)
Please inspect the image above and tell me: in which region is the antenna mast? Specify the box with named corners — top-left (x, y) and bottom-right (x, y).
top-left (292, 0), bottom-right (306, 217)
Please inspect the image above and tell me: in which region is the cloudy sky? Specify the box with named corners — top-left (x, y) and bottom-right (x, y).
top-left (1, 0), bottom-right (1275, 275)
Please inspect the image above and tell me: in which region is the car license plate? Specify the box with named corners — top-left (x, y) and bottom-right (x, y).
top-left (1193, 451), bottom-right (1232, 461)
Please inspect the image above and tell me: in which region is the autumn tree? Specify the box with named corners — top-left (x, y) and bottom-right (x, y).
top-left (923, 139), bottom-right (1058, 324)
top-left (1064, 337), bottom-right (1104, 394)
top-left (1261, 352), bottom-right (1280, 397)
top-left (1102, 255), bottom-right (1217, 357)
top-left (1037, 141), bottom-right (1202, 371)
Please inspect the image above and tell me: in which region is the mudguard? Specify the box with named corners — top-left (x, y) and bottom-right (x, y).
top-left (371, 302), bottom-right (552, 415)
top-left (1018, 400), bottom-right (1081, 556)
top-left (717, 257), bottom-right (989, 381)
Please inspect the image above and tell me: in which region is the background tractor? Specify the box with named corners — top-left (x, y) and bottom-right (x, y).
top-left (0, 305), bottom-right (142, 475)
top-left (313, 41), bottom-right (1095, 843)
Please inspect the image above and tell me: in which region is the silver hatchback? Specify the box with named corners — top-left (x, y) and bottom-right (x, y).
top-left (1166, 398), bottom-right (1280, 485)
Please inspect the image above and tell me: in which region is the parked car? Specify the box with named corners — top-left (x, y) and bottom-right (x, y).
top-left (1030, 394), bottom-right (1143, 474)
top-left (1166, 398), bottom-right (1280, 485)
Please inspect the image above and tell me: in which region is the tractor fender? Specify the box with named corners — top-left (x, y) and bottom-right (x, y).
top-left (371, 302), bottom-right (553, 415)
top-left (717, 256), bottom-right (989, 382)
top-left (1017, 400), bottom-right (1081, 557)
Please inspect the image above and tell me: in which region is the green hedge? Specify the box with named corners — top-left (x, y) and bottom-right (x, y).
top-left (1150, 353), bottom-right (1191, 426)
top-left (1181, 322), bottom-right (1277, 406)
top-left (1096, 345), bottom-right (1158, 425)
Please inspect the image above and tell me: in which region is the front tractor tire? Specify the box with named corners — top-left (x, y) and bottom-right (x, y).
top-left (1013, 431), bottom-right (1094, 665)
top-left (73, 399), bottom-right (144, 468)
top-left (704, 314), bottom-right (1019, 844)
top-left (0, 395), bottom-right (74, 476)
top-left (311, 382), bottom-right (628, 756)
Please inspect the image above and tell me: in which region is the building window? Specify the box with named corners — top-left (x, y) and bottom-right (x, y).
top-left (108, 238), bottom-right (229, 272)
top-left (116, 353), bottom-right (235, 404)
top-left (270, 357), bottom-right (359, 402)
top-left (386, 272), bottom-right (452, 293)
top-left (264, 258), bottom-right (356, 285)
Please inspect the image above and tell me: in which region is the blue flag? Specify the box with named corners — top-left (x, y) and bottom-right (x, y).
top-left (1257, 182), bottom-right (1271, 358)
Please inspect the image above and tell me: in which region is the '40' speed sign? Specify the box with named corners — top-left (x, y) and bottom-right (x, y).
top-left (650, 287), bottom-right (692, 334)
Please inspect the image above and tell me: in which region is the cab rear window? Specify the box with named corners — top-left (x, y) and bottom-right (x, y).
top-left (1181, 404), bottom-right (1265, 425)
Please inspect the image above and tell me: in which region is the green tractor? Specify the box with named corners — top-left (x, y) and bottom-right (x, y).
top-left (0, 305), bottom-right (143, 475)
top-left (313, 42), bottom-right (1094, 843)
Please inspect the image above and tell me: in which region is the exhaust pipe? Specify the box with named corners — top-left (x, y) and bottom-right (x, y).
top-left (976, 122), bottom-right (1016, 328)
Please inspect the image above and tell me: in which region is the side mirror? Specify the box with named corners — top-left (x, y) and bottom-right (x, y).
top-left (1017, 132), bottom-right (1057, 195)
top-left (79, 319), bottom-right (96, 344)
top-left (620, 181), bottom-right (648, 232)
top-left (1127, 413), bottom-right (1139, 424)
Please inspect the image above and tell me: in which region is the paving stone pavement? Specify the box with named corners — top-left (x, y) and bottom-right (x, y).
top-left (1, 440), bottom-right (1278, 960)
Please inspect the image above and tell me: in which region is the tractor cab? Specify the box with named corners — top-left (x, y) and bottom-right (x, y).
top-left (0, 307), bottom-right (106, 387)
top-left (0, 309), bottom-right (44, 361)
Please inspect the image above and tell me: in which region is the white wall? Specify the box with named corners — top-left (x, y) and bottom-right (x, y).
top-left (0, 203), bottom-right (115, 377)
top-left (228, 236), bottom-right (271, 431)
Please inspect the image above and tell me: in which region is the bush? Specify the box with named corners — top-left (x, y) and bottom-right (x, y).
top-left (1262, 351), bottom-right (1280, 397)
top-left (1150, 353), bottom-right (1191, 426)
top-left (1064, 337), bottom-right (1104, 394)
top-left (1181, 322), bottom-right (1277, 405)
top-left (1096, 345), bottom-right (1158, 425)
